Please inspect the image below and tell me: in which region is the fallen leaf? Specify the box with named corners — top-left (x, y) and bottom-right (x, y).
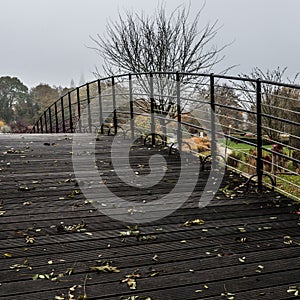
top-left (183, 219), bottom-right (205, 227)
top-left (90, 264), bottom-right (120, 273)
top-left (255, 265), bottom-right (264, 273)
top-left (25, 235), bottom-right (35, 244)
top-left (32, 274), bottom-right (39, 280)
top-left (287, 285), bottom-right (300, 296)
top-left (152, 254), bottom-right (158, 261)
top-left (238, 256), bottom-right (246, 263)
top-left (122, 272), bottom-right (141, 290)
top-left (138, 235), bottom-right (157, 241)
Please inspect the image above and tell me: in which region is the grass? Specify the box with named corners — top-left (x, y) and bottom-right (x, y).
top-left (276, 174), bottom-right (300, 199)
top-left (219, 140), bottom-right (273, 152)
top-left (218, 139), bottom-right (300, 202)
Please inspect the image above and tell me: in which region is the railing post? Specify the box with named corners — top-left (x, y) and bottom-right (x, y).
top-left (150, 73), bottom-right (156, 146)
top-left (97, 79), bottom-right (103, 134)
top-left (76, 87), bottom-right (82, 133)
top-left (210, 74), bottom-right (217, 169)
top-left (256, 79), bottom-right (263, 192)
top-left (68, 92), bottom-right (73, 133)
top-left (40, 117), bottom-right (44, 134)
top-left (49, 108), bottom-right (53, 133)
top-left (176, 72), bottom-right (182, 152)
top-left (61, 97), bottom-right (66, 133)
top-left (86, 83), bottom-right (92, 133)
top-left (55, 102), bottom-right (59, 133)
top-left (36, 120), bottom-right (40, 133)
top-left (129, 74), bottom-right (134, 140)
top-left (111, 76), bottom-right (118, 135)
top-left (44, 111), bottom-right (48, 133)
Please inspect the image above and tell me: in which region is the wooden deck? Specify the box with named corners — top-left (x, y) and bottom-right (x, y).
top-left (0, 134), bottom-right (300, 300)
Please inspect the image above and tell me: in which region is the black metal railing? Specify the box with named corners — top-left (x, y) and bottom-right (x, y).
top-left (31, 72), bottom-right (300, 200)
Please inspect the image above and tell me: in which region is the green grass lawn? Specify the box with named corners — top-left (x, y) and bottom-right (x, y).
top-left (276, 174), bottom-right (300, 200)
top-left (217, 140), bottom-right (299, 201)
top-left (218, 140), bottom-right (273, 152)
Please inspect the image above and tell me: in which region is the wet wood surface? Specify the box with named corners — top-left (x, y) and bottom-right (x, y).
top-left (0, 134), bottom-right (299, 299)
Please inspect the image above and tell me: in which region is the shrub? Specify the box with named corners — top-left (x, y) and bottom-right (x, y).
top-left (9, 121), bottom-right (31, 133)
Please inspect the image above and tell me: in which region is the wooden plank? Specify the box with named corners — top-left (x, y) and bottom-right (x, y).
top-left (0, 134), bottom-right (299, 299)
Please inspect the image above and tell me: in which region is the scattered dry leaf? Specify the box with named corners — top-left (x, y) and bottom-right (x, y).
top-left (90, 263), bottom-right (120, 273)
top-left (122, 272), bottom-right (141, 290)
top-left (183, 219), bottom-right (205, 227)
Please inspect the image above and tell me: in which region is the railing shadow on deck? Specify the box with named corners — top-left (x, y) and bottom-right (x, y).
top-left (31, 72), bottom-right (300, 200)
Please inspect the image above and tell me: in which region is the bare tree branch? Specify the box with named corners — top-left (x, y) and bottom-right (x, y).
top-left (88, 3), bottom-right (231, 123)
top-left (233, 67), bottom-right (300, 140)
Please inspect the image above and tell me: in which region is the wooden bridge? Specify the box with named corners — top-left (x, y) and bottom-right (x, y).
top-left (0, 133), bottom-right (300, 299)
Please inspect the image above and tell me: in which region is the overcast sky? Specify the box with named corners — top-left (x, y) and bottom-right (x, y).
top-left (1, 0), bottom-right (299, 88)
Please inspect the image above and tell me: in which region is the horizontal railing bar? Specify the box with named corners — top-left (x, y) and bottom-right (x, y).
top-left (261, 112), bottom-right (300, 127)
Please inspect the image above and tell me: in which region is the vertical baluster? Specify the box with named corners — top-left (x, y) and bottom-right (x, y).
top-left (55, 102), bottom-right (59, 133)
top-left (86, 83), bottom-right (92, 133)
top-left (68, 92), bottom-right (73, 133)
top-left (49, 107), bottom-right (53, 133)
top-left (150, 73), bottom-right (155, 146)
top-left (40, 117), bottom-right (44, 134)
top-left (256, 79), bottom-right (263, 192)
top-left (176, 72), bottom-right (182, 152)
top-left (97, 79), bottom-right (103, 134)
top-left (129, 74), bottom-right (134, 140)
top-left (112, 76), bottom-right (117, 135)
top-left (76, 87), bottom-right (82, 133)
top-left (61, 97), bottom-right (66, 133)
top-left (210, 74), bottom-right (217, 169)
top-left (44, 111), bottom-right (48, 133)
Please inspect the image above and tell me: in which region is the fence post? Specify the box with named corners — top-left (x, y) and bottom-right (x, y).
top-left (256, 79), bottom-right (263, 192)
top-left (49, 108), bottom-right (53, 133)
top-left (68, 92), bottom-right (73, 133)
top-left (86, 83), bottom-right (92, 133)
top-left (55, 102), bottom-right (59, 133)
top-left (97, 79), bottom-right (103, 134)
top-left (111, 76), bottom-right (118, 135)
top-left (61, 97), bottom-right (66, 133)
top-left (176, 72), bottom-right (182, 152)
top-left (129, 74), bottom-right (135, 140)
top-left (150, 73), bottom-right (156, 146)
top-left (210, 74), bottom-right (217, 169)
top-left (76, 87), bottom-right (81, 133)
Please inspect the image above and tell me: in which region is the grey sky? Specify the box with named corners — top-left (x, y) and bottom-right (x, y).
top-left (1, 0), bottom-right (299, 88)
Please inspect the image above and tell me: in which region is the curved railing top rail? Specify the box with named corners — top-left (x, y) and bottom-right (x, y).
top-left (38, 72), bottom-right (300, 115)
top-left (74, 71), bottom-right (300, 86)
top-left (34, 72), bottom-right (300, 123)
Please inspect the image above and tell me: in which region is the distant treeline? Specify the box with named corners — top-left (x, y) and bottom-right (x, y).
top-left (0, 76), bottom-right (71, 132)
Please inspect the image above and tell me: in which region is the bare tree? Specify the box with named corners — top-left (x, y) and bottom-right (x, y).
top-left (234, 67), bottom-right (300, 140)
top-left (213, 84), bottom-right (244, 133)
top-left (89, 4), bottom-right (229, 121)
top-left (90, 4), bottom-right (226, 75)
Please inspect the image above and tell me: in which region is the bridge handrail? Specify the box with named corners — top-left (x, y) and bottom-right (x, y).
top-left (31, 71), bottom-right (300, 200)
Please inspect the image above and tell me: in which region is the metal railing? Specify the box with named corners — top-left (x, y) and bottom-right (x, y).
top-left (31, 72), bottom-right (300, 200)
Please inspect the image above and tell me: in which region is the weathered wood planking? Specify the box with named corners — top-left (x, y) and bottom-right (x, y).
top-left (0, 134), bottom-right (299, 300)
